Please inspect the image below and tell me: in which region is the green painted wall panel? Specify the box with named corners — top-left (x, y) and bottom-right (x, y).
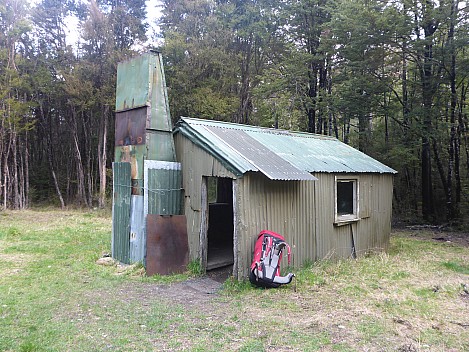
top-left (144, 160), bottom-right (182, 215)
top-left (112, 162), bottom-right (132, 264)
top-left (116, 54), bottom-right (151, 111)
top-left (149, 53), bottom-right (172, 131)
top-left (146, 130), bottom-right (176, 161)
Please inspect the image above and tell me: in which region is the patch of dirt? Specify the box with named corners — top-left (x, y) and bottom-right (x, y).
top-left (0, 247), bottom-right (35, 277)
top-left (429, 232), bottom-right (469, 247)
top-left (393, 227), bottom-right (469, 247)
top-left (206, 265), bottom-right (233, 283)
top-left (89, 276), bottom-right (225, 313)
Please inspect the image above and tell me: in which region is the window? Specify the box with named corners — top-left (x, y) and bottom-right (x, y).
top-left (335, 177), bottom-right (359, 223)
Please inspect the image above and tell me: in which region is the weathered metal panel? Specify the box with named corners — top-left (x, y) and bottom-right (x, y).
top-left (112, 162), bottom-right (131, 264)
top-left (116, 54), bottom-right (151, 111)
top-left (129, 195), bottom-right (145, 263)
top-left (144, 160), bottom-right (182, 215)
top-left (206, 127), bottom-right (317, 181)
top-left (115, 51), bottom-right (176, 162)
top-left (182, 198), bottom-right (201, 261)
top-left (115, 107), bottom-right (148, 146)
top-left (149, 53), bottom-right (172, 132)
top-left (146, 215), bottom-right (189, 275)
top-left (146, 130), bottom-right (176, 161)
top-left (313, 173), bottom-right (359, 260)
top-left (174, 133), bottom-right (236, 212)
top-left (114, 145), bottom-right (146, 180)
top-left (235, 173), bottom-right (317, 278)
top-left (359, 174), bottom-right (392, 254)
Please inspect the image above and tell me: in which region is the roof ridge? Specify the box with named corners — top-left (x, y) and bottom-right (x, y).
top-left (180, 117), bottom-right (337, 140)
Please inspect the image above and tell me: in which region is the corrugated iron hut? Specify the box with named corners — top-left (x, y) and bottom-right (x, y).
top-left (173, 118), bottom-right (397, 280)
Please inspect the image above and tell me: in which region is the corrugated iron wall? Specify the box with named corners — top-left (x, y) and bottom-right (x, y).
top-left (129, 195), bottom-right (145, 263)
top-left (174, 133), bottom-right (394, 280)
top-left (236, 172), bottom-right (393, 278)
top-left (112, 162), bottom-right (132, 264)
top-left (356, 174), bottom-right (393, 254)
top-left (144, 160), bottom-right (182, 215)
top-left (235, 173), bottom-right (317, 278)
top-left (174, 133), bottom-right (236, 259)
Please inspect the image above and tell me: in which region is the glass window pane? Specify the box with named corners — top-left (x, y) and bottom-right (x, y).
top-left (337, 181), bottom-right (354, 215)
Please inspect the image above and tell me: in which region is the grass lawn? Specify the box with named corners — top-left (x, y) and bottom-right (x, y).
top-left (0, 209), bottom-right (468, 351)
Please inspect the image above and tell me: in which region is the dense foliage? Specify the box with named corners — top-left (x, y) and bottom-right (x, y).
top-left (0, 0), bottom-right (468, 224)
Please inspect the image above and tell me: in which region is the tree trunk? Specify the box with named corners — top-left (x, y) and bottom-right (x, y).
top-left (11, 131), bottom-right (19, 209)
top-left (47, 141), bottom-right (65, 209)
top-left (236, 36), bottom-right (253, 124)
top-left (25, 132), bottom-right (30, 208)
top-left (39, 102), bottom-right (65, 209)
top-left (420, 12), bottom-right (438, 221)
top-left (307, 64), bottom-right (317, 133)
top-left (446, 0), bottom-right (458, 220)
top-left (98, 105), bottom-right (109, 208)
top-left (82, 111), bottom-right (93, 207)
top-left (70, 107), bottom-right (89, 207)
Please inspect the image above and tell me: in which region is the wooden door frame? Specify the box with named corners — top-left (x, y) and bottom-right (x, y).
top-left (199, 176), bottom-right (238, 274)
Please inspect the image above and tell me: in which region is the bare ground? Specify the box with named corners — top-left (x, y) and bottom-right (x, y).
top-left (393, 225), bottom-right (469, 248)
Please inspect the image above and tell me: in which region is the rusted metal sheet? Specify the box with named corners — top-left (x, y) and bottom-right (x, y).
top-left (144, 160), bottom-right (182, 215)
top-left (146, 215), bottom-right (189, 275)
top-left (112, 162), bottom-right (131, 264)
top-left (129, 195), bottom-right (145, 263)
top-left (115, 107), bottom-right (148, 146)
top-left (114, 145), bottom-right (146, 180)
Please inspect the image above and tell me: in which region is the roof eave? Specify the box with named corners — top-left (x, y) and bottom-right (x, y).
top-left (174, 121), bottom-right (247, 178)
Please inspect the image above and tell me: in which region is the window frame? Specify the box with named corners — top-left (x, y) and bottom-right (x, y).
top-left (334, 176), bottom-right (359, 225)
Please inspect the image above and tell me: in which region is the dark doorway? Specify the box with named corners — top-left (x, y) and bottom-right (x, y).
top-left (206, 177), bottom-right (234, 271)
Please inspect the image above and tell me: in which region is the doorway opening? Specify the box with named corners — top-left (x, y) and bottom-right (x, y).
top-left (206, 177), bottom-right (234, 271)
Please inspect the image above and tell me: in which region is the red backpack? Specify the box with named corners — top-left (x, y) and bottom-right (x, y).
top-left (249, 230), bottom-right (295, 288)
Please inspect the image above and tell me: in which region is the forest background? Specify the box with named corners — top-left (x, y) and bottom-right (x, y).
top-left (0, 0), bottom-right (468, 225)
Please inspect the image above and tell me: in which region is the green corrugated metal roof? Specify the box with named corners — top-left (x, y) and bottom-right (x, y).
top-left (173, 118), bottom-right (397, 177)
